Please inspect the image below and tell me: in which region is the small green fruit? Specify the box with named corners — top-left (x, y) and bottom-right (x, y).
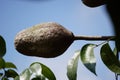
top-left (14, 22), bottom-right (74, 58)
top-left (82, 0), bottom-right (106, 7)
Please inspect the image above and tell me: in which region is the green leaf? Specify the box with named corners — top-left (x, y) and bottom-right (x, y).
top-left (1, 77), bottom-right (9, 80)
top-left (40, 63), bottom-right (55, 80)
top-left (0, 58), bottom-right (5, 69)
top-left (67, 50), bottom-right (80, 80)
top-left (30, 62), bottom-right (56, 80)
top-left (5, 69), bottom-right (18, 78)
top-left (100, 43), bottom-right (120, 74)
top-left (19, 69), bottom-right (31, 80)
top-left (0, 73), bottom-right (3, 77)
top-left (29, 62), bottom-right (42, 76)
top-left (80, 44), bottom-right (96, 75)
top-left (14, 76), bottom-right (19, 80)
top-left (5, 62), bottom-right (17, 69)
top-left (0, 35), bottom-right (6, 58)
top-left (32, 76), bottom-right (46, 80)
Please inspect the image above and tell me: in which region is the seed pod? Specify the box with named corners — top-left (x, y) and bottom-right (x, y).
top-left (14, 22), bottom-right (74, 58)
top-left (82, 0), bottom-right (106, 7)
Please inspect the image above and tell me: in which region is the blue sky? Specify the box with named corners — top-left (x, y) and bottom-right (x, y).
top-left (0, 0), bottom-right (115, 80)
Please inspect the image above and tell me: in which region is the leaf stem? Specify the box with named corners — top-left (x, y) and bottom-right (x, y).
top-left (2, 68), bottom-right (6, 79)
top-left (115, 73), bottom-right (119, 80)
top-left (115, 49), bottom-right (120, 80)
top-left (74, 35), bottom-right (115, 41)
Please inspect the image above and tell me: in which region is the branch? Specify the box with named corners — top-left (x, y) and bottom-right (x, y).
top-left (74, 35), bottom-right (115, 41)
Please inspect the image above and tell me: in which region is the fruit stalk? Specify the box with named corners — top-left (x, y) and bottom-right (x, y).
top-left (74, 35), bottom-right (115, 41)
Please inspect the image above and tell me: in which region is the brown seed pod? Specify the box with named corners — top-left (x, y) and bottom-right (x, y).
top-left (14, 22), bottom-right (74, 58)
top-left (82, 0), bottom-right (106, 7)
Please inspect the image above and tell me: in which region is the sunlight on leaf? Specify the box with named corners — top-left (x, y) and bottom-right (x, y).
top-left (30, 62), bottom-right (56, 80)
top-left (113, 47), bottom-right (117, 56)
top-left (67, 50), bottom-right (80, 80)
top-left (80, 44), bottom-right (96, 75)
top-left (100, 43), bottom-right (120, 74)
top-left (29, 62), bottom-right (42, 76)
top-left (0, 35), bottom-right (6, 58)
top-left (19, 69), bottom-right (31, 80)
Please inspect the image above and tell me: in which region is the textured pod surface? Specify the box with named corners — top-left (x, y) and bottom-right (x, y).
top-left (82, 0), bottom-right (106, 7)
top-left (14, 22), bottom-right (74, 58)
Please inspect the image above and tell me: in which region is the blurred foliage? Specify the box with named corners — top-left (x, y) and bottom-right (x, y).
top-left (14, 62), bottom-right (56, 80)
top-left (0, 35), bottom-right (56, 80)
top-left (0, 35), bottom-right (18, 80)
